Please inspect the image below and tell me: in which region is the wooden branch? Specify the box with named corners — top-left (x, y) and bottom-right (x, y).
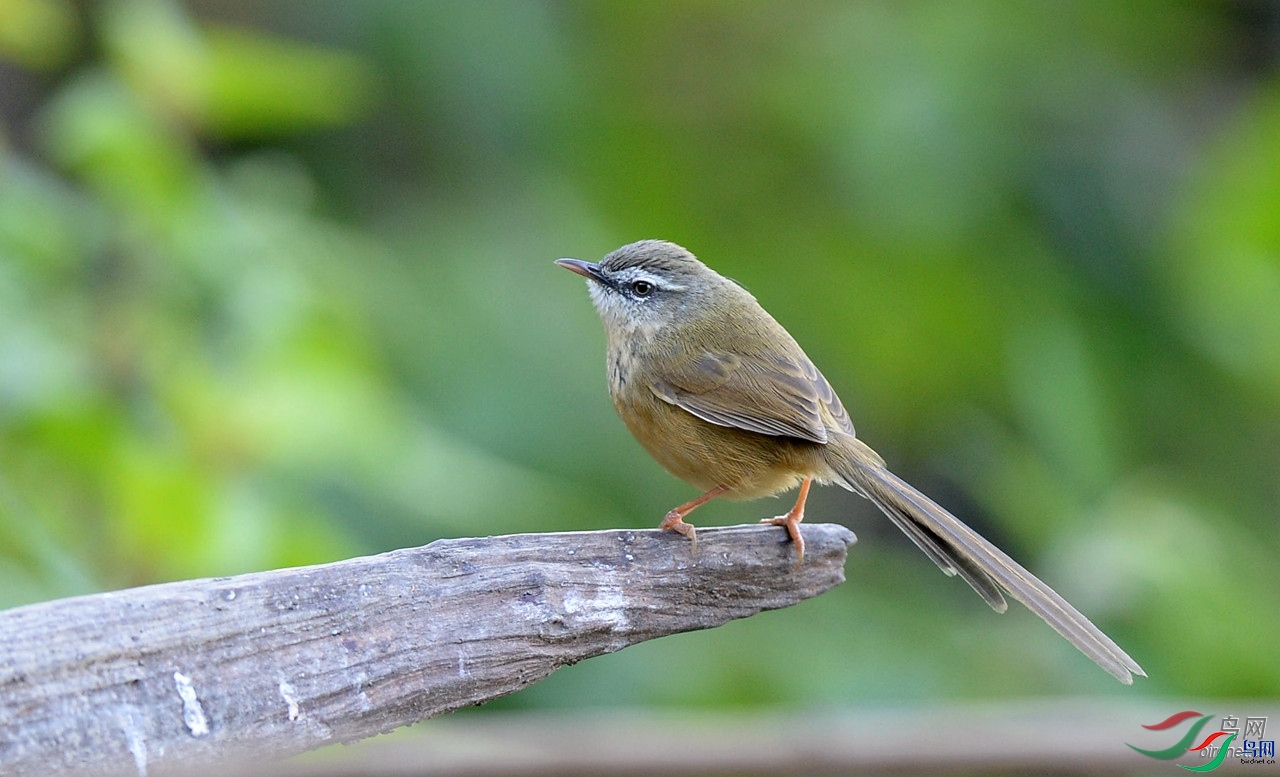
top-left (0, 523), bottom-right (855, 777)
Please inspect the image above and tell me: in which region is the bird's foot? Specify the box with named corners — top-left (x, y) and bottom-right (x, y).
top-left (761, 477), bottom-right (810, 568)
top-left (659, 510), bottom-right (698, 556)
top-left (760, 509), bottom-right (805, 568)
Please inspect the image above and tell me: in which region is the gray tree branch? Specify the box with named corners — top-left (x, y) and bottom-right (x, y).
top-left (0, 523), bottom-right (855, 777)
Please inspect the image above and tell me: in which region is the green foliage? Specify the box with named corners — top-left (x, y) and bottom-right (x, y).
top-left (1, 0), bottom-right (1276, 706)
top-left (0, 0), bottom-right (79, 70)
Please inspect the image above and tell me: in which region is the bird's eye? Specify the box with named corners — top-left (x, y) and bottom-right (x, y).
top-left (630, 280), bottom-right (654, 297)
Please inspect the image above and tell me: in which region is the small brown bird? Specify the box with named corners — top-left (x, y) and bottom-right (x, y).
top-left (557, 239), bottom-right (1144, 684)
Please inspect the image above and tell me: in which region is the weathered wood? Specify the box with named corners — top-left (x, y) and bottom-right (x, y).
top-left (0, 523), bottom-right (855, 777)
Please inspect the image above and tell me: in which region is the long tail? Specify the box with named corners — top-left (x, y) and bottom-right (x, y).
top-left (830, 435), bottom-right (1145, 684)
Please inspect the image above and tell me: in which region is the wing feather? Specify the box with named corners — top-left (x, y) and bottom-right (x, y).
top-left (649, 349), bottom-right (852, 443)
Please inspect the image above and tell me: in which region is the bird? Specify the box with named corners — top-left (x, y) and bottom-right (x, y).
top-left (556, 239), bottom-right (1145, 684)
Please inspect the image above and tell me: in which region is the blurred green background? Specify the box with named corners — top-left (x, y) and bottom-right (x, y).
top-left (1, 0), bottom-right (1278, 713)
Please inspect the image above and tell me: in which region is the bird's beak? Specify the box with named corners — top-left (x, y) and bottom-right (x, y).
top-left (555, 258), bottom-right (608, 284)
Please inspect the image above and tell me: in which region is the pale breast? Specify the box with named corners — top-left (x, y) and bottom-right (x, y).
top-left (612, 384), bottom-right (830, 500)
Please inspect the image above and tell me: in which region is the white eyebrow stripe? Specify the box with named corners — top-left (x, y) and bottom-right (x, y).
top-left (618, 269), bottom-right (685, 292)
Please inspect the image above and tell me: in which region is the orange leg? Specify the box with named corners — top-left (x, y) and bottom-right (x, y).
top-left (761, 477), bottom-right (811, 566)
top-left (659, 485), bottom-right (729, 554)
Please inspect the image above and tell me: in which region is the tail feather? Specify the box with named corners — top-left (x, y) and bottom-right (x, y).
top-left (870, 489), bottom-right (1008, 612)
top-left (832, 438), bottom-right (1145, 684)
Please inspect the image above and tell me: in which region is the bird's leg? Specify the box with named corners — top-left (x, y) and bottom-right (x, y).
top-left (659, 484), bottom-right (729, 555)
top-left (761, 477), bottom-right (812, 566)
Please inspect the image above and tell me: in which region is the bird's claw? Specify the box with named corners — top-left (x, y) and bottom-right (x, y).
top-left (760, 513), bottom-right (805, 568)
top-left (660, 510), bottom-right (698, 556)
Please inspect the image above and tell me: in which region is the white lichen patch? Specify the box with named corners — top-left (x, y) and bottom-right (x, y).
top-left (562, 585), bottom-right (629, 631)
top-left (120, 711), bottom-right (149, 777)
top-left (173, 671), bottom-right (209, 737)
top-left (279, 680), bottom-right (301, 721)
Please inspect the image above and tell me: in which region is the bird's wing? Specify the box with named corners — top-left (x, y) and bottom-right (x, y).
top-left (649, 349), bottom-right (854, 444)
